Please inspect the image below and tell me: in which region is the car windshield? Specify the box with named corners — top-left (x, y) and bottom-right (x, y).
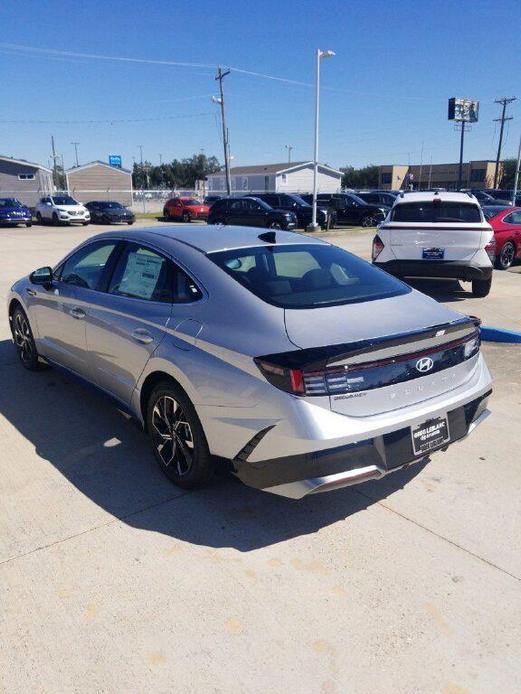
top-left (287, 194), bottom-right (310, 207)
top-left (0, 198), bottom-right (23, 208)
top-left (182, 199), bottom-right (202, 206)
top-left (392, 201), bottom-right (481, 223)
top-left (52, 196), bottom-right (78, 206)
top-left (97, 202), bottom-right (124, 209)
top-left (209, 243), bottom-right (410, 309)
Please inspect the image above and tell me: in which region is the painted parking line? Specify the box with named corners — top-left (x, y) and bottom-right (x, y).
top-left (481, 326), bottom-right (521, 343)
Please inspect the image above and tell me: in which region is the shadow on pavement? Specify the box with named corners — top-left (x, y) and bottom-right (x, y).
top-left (0, 339), bottom-right (425, 552)
top-left (405, 277), bottom-right (474, 302)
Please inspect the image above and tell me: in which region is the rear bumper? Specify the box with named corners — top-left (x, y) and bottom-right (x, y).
top-left (234, 390), bottom-right (492, 498)
top-left (375, 259), bottom-right (492, 281)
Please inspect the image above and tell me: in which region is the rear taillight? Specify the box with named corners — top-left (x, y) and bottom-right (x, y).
top-left (372, 234), bottom-right (384, 260)
top-left (485, 238), bottom-right (496, 262)
top-left (255, 360), bottom-right (305, 394)
top-left (255, 329), bottom-right (480, 397)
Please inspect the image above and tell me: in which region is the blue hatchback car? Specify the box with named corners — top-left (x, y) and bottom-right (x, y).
top-left (0, 198), bottom-right (32, 227)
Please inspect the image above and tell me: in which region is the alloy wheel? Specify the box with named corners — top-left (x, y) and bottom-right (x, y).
top-left (13, 311), bottom-right (34, 364)
top-left (151, 395), bottom-right (194, 476)
top-left (500, 242), bottom-right (515, 269)
top-left (361, 215), bottom-right (375, 227)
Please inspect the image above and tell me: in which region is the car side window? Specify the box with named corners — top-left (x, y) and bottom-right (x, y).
top-left (108, 244), bottom-right (173, 302)
top-left (230, 199), bottom-right (244, 211)
top-left (504, 211), bottom-right (521, 225)
top-left (173, 266), bottom-right (203, 303)
top-left (245, 200), bottom-right (262, 211)
top-left (59, 241), bottom-right (118, 290)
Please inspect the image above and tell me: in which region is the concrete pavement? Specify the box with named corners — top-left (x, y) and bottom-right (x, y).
top-left (1, 221), bottom-right (520, 693)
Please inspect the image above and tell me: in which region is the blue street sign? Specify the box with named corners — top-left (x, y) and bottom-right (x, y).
top-left (109, 155), bottom-right (122, 168)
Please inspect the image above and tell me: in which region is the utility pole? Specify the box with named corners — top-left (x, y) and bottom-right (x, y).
top-left (285, 144), bottom-right (293, 164)
top-left (214, 66), bottom-right (231, 195)
top-left (50, 135), bottom-right (62, 190)
top-left (428, 154), bottom-right (433, 189)
top-left (71, 142), bottom-right (80, 167)
top-left (158, 153), bottom-right (162, 165)
top-left (493, 97), bottom-right (516, 188)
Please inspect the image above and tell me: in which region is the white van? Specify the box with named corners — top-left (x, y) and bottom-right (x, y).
top-left (372, 191), bottom-right (495, 296)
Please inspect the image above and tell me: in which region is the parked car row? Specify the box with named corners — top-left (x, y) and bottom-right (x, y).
top-left (0, 196), bottom-right (136, 228)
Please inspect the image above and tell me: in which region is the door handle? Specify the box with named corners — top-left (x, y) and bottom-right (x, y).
top-left (131, 329), bottom-right (154, 345)
top-left (25, 288), bottom-right (37, 296)
top-left (70, 306), bottom-right (86, 319)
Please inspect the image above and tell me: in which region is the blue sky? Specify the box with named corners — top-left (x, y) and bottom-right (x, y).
top-left (0, 0), bottom-right (520, 172)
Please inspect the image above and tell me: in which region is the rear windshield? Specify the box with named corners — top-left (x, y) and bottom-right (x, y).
top-left (392, 201), bottom-right (481, 223)
top-left (209, 243), bottom-right (410, 309)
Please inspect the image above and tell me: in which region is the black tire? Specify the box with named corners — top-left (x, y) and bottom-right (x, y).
top-left (495, 241), bottom-right (515, 270)
top-left (471, 277), bottom-right (492, 297)
top-left (269, 221), bottom-right (282, 229)
top-left (212, 219), bottom-right (225, 225)
top-left (146, 381), bottom-right (214, 490)
top-left (82, 221), bottom-right (89, 226)
top-left (127, 221), bottom-right (134, 225)
top-left (182, 211), bottom-right (191, 223)
top-left (361, 214), bottom-right (377, 228)
top-left (163, 208), bottom-right (171, 221)
top-left (26, 222), bottom-right (32, 227)
top-left (52, 212), bottom-right (60, 226)
top-left (11, 307), bottom-right (47, 371)
top-left (36, 212), bottom-right (43, 225)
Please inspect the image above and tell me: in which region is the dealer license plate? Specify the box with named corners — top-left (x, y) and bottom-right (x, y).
top-left (411, 416), bottom-right (450, 456)
top-left (422, 247), bottom-right (444, 260)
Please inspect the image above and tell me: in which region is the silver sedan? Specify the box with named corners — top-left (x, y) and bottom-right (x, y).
top-left (7, 226), bottom-right (492, 498)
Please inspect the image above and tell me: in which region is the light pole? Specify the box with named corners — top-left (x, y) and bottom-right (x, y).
top-left (308, 49), bottom-right (335, 231)
top-left (513, 131), bottom-right (521, 206)
top-left (285, 144), bottom-right (293, 164)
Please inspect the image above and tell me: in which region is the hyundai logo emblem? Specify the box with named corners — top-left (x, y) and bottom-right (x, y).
top-left (416, 357), bottom-right (434, 373)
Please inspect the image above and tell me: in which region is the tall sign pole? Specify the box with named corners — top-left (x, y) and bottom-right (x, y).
top-left (493, 97), bottom-right (516, 189)
top-left (448, 97), bottom-right (479, 191)
top-left (215, 67), bottom-right (231, 195)
top-left (457, 123), bottom-right (467, 191)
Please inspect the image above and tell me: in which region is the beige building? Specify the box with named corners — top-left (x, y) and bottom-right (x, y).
top-left (66, 161), bottom-right (133, 206)
top-left (378, 160), bottom-right (501, 191)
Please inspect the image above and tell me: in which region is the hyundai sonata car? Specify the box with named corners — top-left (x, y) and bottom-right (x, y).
top-left (8, 226), bottom-right (492, 498)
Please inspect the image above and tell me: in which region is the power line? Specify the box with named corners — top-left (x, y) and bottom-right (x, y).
top-left (0, 112), bottom-right (214, 125)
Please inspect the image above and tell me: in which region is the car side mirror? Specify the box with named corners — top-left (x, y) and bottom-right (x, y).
top-left (30, 266), bottom-right (53, 286)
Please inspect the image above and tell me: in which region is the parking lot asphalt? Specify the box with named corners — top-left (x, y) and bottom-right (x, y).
top-left (1, 221), bottom-right (520, 693)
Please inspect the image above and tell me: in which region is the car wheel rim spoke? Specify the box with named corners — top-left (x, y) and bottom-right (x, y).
top-left (14, 314), bottom-right (33, 361)
top-left (152, 396), bottom-right (193, 475)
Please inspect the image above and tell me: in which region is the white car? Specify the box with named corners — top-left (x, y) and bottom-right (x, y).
top-left (372, 191), bottom-right (495, 297)
top-left (35, 195), bottom-right (90, 226)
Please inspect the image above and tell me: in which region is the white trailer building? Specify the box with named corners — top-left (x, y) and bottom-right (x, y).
top-left (206, 161), bottom-right (343, 195)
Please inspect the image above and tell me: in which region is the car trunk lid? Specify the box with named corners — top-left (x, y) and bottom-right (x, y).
top-left (280, 293), bottom-right (480, 416)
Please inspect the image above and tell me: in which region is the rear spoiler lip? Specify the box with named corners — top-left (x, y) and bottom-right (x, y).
top-left (258, 316), bottom-right (480, 372)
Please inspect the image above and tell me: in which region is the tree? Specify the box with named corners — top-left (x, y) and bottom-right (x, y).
top-left (132, 153), bottom-right (221, 189)
top-left (499, 158), bottom-right (517, 189)
top-left (341, 165), bottom-right (379, 190)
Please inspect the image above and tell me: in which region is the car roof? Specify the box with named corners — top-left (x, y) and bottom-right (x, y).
top-left (86, 225), bottom-right (327, 255)
top-left (394, 191), bottom-right (479, 204)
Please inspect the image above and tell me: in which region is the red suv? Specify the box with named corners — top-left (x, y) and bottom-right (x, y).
top-left (163, 197), bottom-right (209, 223)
